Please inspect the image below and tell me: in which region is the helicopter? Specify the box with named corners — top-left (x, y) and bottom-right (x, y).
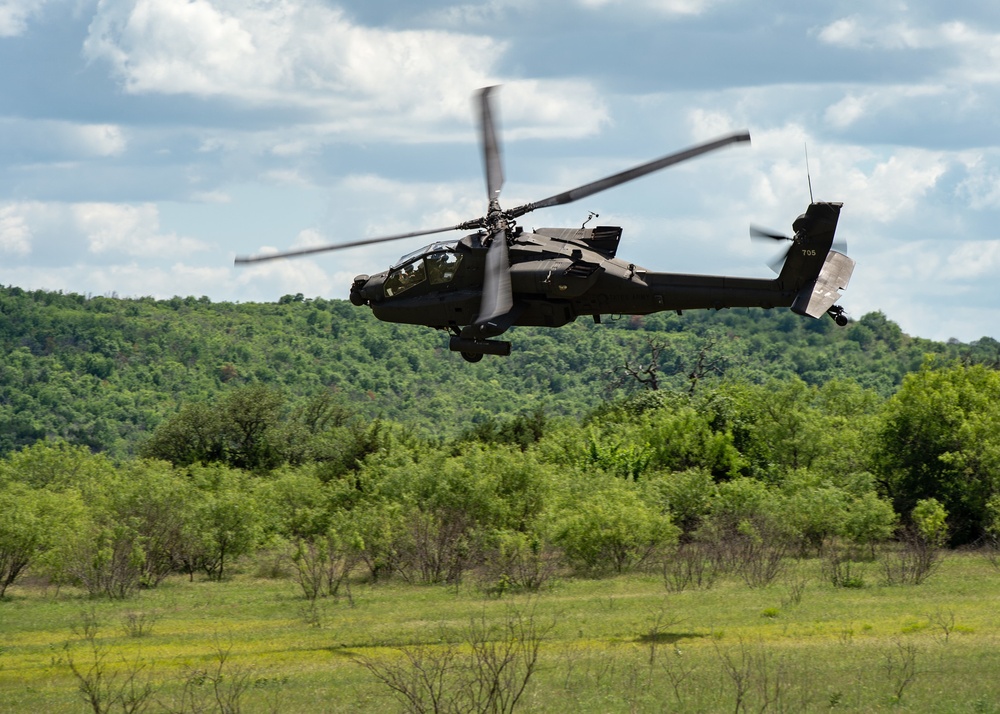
top-left (236, 87), bottom-right (854, 363)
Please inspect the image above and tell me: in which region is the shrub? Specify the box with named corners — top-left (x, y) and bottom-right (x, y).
top-left (553, 480), bottom-right (680, 574)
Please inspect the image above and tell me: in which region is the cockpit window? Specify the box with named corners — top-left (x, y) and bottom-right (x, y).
top-left (392, 241), bottom-right (459, 269)
top-left (426, 251), bottom-right (463, 285)
top-left (384, 242), bottom-right (463, 297)
top-left (384, 259), bottom-right (427, 297)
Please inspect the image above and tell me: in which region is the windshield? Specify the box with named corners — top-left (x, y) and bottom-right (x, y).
top-left (392, 241), bottom-right (459, 269)
top-left (383, 245), bottom-right (463, 298)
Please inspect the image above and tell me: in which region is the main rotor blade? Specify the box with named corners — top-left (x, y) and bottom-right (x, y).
top-left (475, 230), bottom-right (513, 326)
top-left (479, 86), bottom-right (504, 202)
top-left (234, 223), bottom-right (478, 265)
top-left (510, 131), bottom-right (751, 218)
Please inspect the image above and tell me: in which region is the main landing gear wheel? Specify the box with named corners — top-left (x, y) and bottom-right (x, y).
top-left (461, 352), bottom-right (484, 363)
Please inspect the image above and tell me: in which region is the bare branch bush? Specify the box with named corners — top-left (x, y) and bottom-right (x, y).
top-left (879, 528), bottom-right (942, 585)
top-left (822, 543), bottom-right (867, 589)
top-left (121, 610), bottom-right (159, 638)
top-left (392, 509), bottom-right (478, 586)
top-left (701, 515), bottom-right (790, 589)
top-left (659, 645), bottom-right (697, 707)
top-left (358, 604), bottom-right (550, 714)
top-left (714, 638), bottom-right (799, 713)
top-left (290, 533), bottom-right (359, 604)
top-left (73, 606), bottom-right (105, 641)
top-left (65, 618), bottom-right (157, 714)
top-left (160, 640), bottom-right (271, 714)
top-left (360, 641), bottom-right (463, 714)
top-left (477, 532), bottom-right (558, 598)
top-left (980, 533), bottom-right (1000, 571)
top-left (662, 541), bottom-right (719, 593)
top-left (781, 565), bottom-right (809, 608)
top-left (929, 608), bottom-right (957, 644)
top-left (67, 525), bottom-right (146, 599)
top-left (464, 609), bottom-right (547, 714)
top-left (881, 639), bottom-right (920, 703)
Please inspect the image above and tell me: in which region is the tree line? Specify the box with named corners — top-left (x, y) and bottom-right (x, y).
top-left (3, 285), bottom-right (1000, 459)
top-left (3, 360), bottom-right (999, 600)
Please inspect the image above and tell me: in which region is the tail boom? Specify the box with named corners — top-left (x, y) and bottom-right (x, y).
top-left (585, 201), bottom-right (853, 319)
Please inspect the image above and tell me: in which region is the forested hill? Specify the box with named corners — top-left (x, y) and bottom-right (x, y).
top-left (1, 285), bottom-right (998, 458)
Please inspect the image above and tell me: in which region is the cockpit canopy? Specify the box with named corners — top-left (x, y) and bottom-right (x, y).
top-left (384, 241), bottom-right (464, 297)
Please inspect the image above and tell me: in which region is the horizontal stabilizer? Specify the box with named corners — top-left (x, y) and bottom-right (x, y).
top-left (791, 250), bottom-right (856, 318)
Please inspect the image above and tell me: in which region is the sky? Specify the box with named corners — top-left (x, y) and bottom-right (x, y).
top-left (2, 0), bottom-right (1000, 343)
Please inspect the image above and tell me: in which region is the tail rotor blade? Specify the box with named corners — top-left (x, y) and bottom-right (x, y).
top-left (476, 230), bottom-right (513, 325)
top-left (750, 224), bottom-right (793, 274)
top-left (767, 246), bottom-right (792, 274)
top-left (479, 86), bottom-right (504, 202)
top-left (750, 224), bottom-right (791, 243)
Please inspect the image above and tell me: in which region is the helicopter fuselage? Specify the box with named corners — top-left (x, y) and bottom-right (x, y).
top-left (348, 202), bottom-right (852, 360)
top-left (354, 228), bottom-right (798, 330)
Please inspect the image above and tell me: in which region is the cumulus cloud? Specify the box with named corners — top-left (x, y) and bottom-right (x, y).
top-left (957, 154), bottom-right (1000, 210)
top-left (426, 0), bottom-right (532, 28)
top-left (817, 15), bottom-right (926, 51)
top-left (0, 119), bottom-right (128, 160)
top-left (83, 0), bottom-right (607, 141)
top-left (75, 124), bottom-right (129, 157)
top-left (0, 0), bottom-right (50, 37)
top-left (73, 203), bottom-right (207, 257)
top-left (819, 15), bottom-right (1000, 85)
top-left (234, 253), bottom-right (335, 299)
top-left (834, 149), bottom-right (949, 222)
top-left (0, 203), bottom-right (34, 254)
top-left (0, 201), bottom-right (207, 261)
top-left (577, 0), bottom-right (719, 15)
top-left (0, 262), bottom-right (235, 301)
top-left (686, 108), bottom-right (745, 142)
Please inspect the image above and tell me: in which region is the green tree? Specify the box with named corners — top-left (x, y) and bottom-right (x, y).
top-left (842, 491), bottom-right (898, 555)
top-left (643, 468), bottom-right (716, 535)
top-left (65, 517), bottom-right (147, 599)
top-left (368, 444), bottom-right (554, 584)
top-left (0, 485), bottom-right (77, 597)
top-left (184, 465), bottom-right (263, 581)
top-left (115, 461), bottom-right (195, 587)
top-left (776, 471), bottom-right (850, 554)
top-left (877, 362), bottom-right (1000, 543)
top-left (140, 384), bottom-right (285, 471)
top-left (912, 498), bottom-right (949, 548)
top-left (0, 440), bottom-right (117, 491)
top-left (138, 402), bottom-right (225, 466)
top-left (551, 475), bottom-right (680, 573)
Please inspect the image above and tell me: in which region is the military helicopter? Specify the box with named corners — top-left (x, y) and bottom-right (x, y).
top-left (237, 87), bottom-right (854, 362)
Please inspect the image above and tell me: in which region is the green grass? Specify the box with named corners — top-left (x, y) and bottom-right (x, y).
top-left (2, 553), bottom-right (1000, 712)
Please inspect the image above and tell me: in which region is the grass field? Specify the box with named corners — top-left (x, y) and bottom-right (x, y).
top-left (2, 552), bottom-right (1000, 713)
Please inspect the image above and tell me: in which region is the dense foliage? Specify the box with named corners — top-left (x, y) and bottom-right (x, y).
top-left (2, 286), bottom-right (1000, 600)
top-left (2, 285), bottom-right (999, 458)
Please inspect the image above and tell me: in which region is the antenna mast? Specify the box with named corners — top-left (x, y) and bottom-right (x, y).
top-left (804, 143), bottom-right (814, 203)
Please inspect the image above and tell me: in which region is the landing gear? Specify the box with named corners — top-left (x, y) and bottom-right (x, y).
top-left (827, 305), bottom-right (849, 327)
top-left (461, 352), bottom-right (484, 363)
